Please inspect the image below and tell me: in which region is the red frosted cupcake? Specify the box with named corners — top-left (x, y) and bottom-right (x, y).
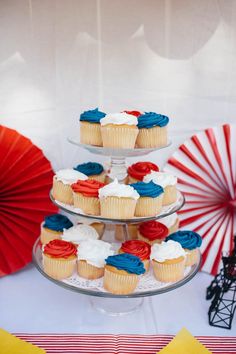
top-left (72, 179), bottom-right (105, 215)
top-left (43, 239), bottom-right (77, 280)
top-left (119, 240), bottom-right (151, 272)
top-left (138, 220), bottom-right (168, 245)
top-left (128, 162), bottom-right (159, 183)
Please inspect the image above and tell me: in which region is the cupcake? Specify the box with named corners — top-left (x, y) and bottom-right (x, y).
top-left (80, 220), bottom-right (105, 238)
top-left (138, 220), bottom-right (168, 245)
top-left (151, 240), bottom-right (186, 282)
top-left (100, 112), bottom-right (139, 149)
top-left (166, 230), bottom-right (202, 266)
top-left (136, 112), bottom-right (169, 148)
top-left (40, 214), bottom-right (73, 245)
top-left (74, 162), bottom-right (106, 183)
top-left (115, 224), bottom-right (139, 241)
top-left (77, 239), bottom-right (114, 279)
top-left (61, 224), bottom-right (99, 246)
top-left (104, 253), bottom-right (145, 295)
top-left (128, 161), bottom-right (159, 184)
top-left (130, 181), bottom-right (164, 217)
top-left (99, 179), bottom-right (139, 219)
top-left (72, 179), bottom-right (105, 215)
top-left (119, 240), bottom-right (151, 272)
top-left (159, 213), bottom-right (180, 235)
top-left (144, 171), bottom-right (177, 205)
top-left (52, 169), bottom-right (87, 205)
top-left (43, 239), bottom-right (77, 280)
top-left (80, 108), bottom-right (106, 146)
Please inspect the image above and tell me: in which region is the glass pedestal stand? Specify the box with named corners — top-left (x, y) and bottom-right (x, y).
top-left (33, 140), bottom-right (201, 315)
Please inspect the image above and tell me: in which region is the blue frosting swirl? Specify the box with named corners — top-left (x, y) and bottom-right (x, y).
top-left (138, 112), bottom-right (169, 129)
top-left (43, 214), bottom-right (73, 232)
top-left (74, 162), bottom-right (104, 176)
top-left (166, 230), bottom-right (202, 250)
top-left (105, 253), bottom-right (145, 275)
top-left (80, 108), bottom-right (106, 123)
top-left (130, 181), bottom-right (164, 198)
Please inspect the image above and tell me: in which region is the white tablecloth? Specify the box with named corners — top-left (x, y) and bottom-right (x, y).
top-left (1, 265), bottom-right (235, 336)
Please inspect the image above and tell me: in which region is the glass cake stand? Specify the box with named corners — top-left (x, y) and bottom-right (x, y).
top-left (33, 238), bottom-right (201, 315)
top-left (67, 137), bottom-right (172, 182)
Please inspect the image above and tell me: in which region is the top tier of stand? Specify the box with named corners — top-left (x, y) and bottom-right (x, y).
top-left (67, 136), bottom-right (172, 157)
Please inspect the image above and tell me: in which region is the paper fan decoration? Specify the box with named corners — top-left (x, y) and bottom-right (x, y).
top-left (0, 125), bottom-right (57, 276)
top-left (164, 124), bottom-right (236, 275)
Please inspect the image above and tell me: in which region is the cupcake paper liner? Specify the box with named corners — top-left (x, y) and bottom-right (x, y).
top-left (100, 196), bottom-right (137, 219)
top-left (103, 267), bottom-right (138, 295)
top-left (163, 185), bottom-right (177, 206)
top-left (80, 121), bottom-right (102, 146)
top-left (168, 218), bottom-right (180, 235)
top-left (52, 178), bottom-right (73, 205)
top-left (152, 258), bottom-right (185, 282)
top-left (128, 224), bottom-right (139, 240)
top-left (184, 248), bottom-right (199, 267)
top-left (43, 254), bottom-right (76, 280)
top-left (40, 225), bottom-right (62, 245)
top-left (73, 192), bottom-right (100, 215)
top-left (134, 195), bottom-right (163, 217)
top-left (77, 260), bottom-right (104, 279)
top-left (137, 231), bottom-right (165, 246)
top-left (88, 172), bottom-right (106, 183)
top-left (101, 124), bottom-right (138, 149)
top-left (90, 222), bottom-right (105, 238)
top-left (136, 126), bottom-right (167, 148)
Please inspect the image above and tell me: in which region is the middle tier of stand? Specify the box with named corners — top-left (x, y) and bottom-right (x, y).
top-left (50, 190), bottom-right (185, 224)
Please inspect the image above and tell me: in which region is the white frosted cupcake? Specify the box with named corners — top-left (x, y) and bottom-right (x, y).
top-left (61, 224), bottom-right (99, 245)
top-left (159, 213), bottom-right (180, 235)
top-left (99, 179), bottom-right (140, 219)
top-left (100, 113), bottom-right (139, 149)
top-left (144, 171), bottom-right (177, 205)
top-left (151, 240), bottom-right (186, 282)
top-left (77, 219), bottom-right (105, 238)
top-left (77, 239), bottom-right (114, 279)
top-left (52, 169), bottom-right (87, 205)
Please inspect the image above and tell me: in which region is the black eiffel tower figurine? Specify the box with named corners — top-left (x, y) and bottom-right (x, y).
top-left (206, 236), bottom-right (236, 329)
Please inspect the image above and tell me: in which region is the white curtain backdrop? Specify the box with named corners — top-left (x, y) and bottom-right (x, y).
top-left (1, 0), bottom-right (236, 170)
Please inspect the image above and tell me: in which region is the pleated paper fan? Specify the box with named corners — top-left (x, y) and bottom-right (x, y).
top-left (164, 124), bottom-right (236, 275)
top-left (0, 125), bottom-right (57, 276)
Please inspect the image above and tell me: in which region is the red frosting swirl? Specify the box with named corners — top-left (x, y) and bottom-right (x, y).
top-left (128, 162), bottom-right (159, 181)
top-left (71, 179), bottom-right (105, 197)
top-left (124, 110), bottom-right (142, 117)
top-left (139, 220), bottom-right (168, 241)
top-left (44, 239), bottom-right (77, 258)
top-left (121, 240), bottom-right (151, 261)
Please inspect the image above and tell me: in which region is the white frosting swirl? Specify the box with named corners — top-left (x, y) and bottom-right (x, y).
top-left (159, 213), bottom-right (178, 228)
top-left (61, 224), bottom-right (99, 244)
top-left (150, 240), bottom-right (186, 263)
top-left (55, 169), bottom-right (87, 185)
top-left (143, 171), bottom-right (177, 187)
top-left (100, 113), bottom-right (138, 126)
top-left (77, 239), bottom-right (114, 268)
top-left (99, 179), bottom-right (139, 200)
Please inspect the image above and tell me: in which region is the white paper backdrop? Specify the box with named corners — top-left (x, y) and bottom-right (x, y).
top-left (1, 0), bottom-right (236, 171)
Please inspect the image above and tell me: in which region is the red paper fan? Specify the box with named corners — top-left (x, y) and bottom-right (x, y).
top-left (164, 124), bottom-right (236, 275)
top-left (0, 125), bottom-right (57, 276)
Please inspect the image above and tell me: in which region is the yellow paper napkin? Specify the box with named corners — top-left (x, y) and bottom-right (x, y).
top-left (0, 328), bottom-right (46, 354)
top-left (158, 328), bottom-right (212, 354)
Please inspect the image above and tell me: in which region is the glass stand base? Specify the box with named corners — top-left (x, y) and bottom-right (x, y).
top-left (90, 297), bottom-right (144, 316)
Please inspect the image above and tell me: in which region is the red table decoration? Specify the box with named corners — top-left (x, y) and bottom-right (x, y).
top-left (0, 125), bottom-right (57, 276)
top-left (164, 124), bottom-right (236, 275)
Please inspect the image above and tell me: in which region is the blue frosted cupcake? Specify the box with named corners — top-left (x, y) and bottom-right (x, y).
top-left (80, 108), bottom-right (106, 146)
top-left (40, 214), bottom-right (73, 245)
top-left (136, 112), bottom-right (169, 148)
top-left (104, 253), bottom-right (145, 295)
top-left (166, 230), bottom-right (202, 266)
top-left (74, 162), bottom-right (106, 183)
top-left (130, 181), bottom-right (164, 217)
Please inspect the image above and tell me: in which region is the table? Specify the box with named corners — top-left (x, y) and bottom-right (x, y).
top-left (1, 264), bottom-right (235, 336)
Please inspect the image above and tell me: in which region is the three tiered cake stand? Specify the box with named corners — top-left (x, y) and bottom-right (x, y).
top-left (33, 136), bottom-right (201, 315)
